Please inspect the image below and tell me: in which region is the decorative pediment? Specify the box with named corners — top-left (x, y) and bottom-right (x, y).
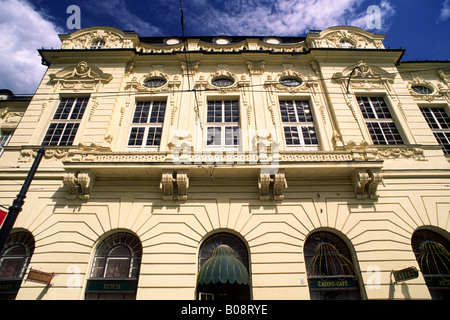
top-left (125, 67), bottom-right (181, 93)
top-left (195, 66), bottom-right (240, 93)
top-left (407, 75), bottom-right (440, 101)
top-left (49, 61), bottom-right (113, 91)
top-left (265, 66), bottom-right (314, 93)
top-left (59, 27), bottom-right (138, 50)
top-left (332, 61), bottom-right (396, 91)
top-left (307, 26), bottom-right (385, 49)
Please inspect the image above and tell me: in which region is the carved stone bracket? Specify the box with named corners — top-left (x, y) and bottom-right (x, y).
top-left (258, 171), bottom-right (287, 201)
top-left (351, 169), bottom-right (382, 199)
top-left (63, 170), bottom-right (95, 200)
top-left (160, 170), bottom-right (189, 200)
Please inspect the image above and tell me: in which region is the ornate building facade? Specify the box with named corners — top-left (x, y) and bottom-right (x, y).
top-left (0, 26), bottom-right (449, 300)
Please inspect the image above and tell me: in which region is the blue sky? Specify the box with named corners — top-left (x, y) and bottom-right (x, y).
top-left (0, 0), bottom-right (449, 94)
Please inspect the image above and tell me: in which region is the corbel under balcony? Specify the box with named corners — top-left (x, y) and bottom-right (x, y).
top-left (258, 170), bottom-right (288, 201)
top-left (351, 169), bottom-right (382, 200)
top-left (63, 170), bottom-right (95, 200)
top-left (160, 170), bottom-right (189, 201)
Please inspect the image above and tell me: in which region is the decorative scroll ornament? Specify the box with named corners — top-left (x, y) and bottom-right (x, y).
top-left (308, 27), bottom-right (384, 49)
top-left (60, 27), bottom-right (138, 50)
top-left (49, 61), bottom-right (112, 90)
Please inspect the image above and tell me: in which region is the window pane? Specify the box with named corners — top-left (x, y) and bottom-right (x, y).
top-left (371, 97), bottom-right (391, 119)
top-left (421, 108), bottom-right (440, 129)
top-left (381, 122), bottom-right (403, 145)
top-left (206, 127), bottom-right (221, 145)
top-left (128, 127), bottom-right (145, 146)
top-left (149, 101), bottom-right (166, 123)
top-left (225, 126), bottom-right (240, 146)
top-left (207, 101), bottom-right (222, 123)
top-left (434, 132), bottom-right (450, 154)
top-left (59, 123), bottom-right (79, 146)
top-left (104, 258), bottom-right (131, 278)
top-left (0, 257), bottom-right (25, 278)
top-left (133, 102), bottom-right (150, 123)
top-left (357, 97), bottom-right (376, 119)
top-left (146, 127), bottom-right (162, 146)
top-left (296, 100), bottom-right (313, 122)
top-left (280, 101), bottom-right (297, 122)
top-left (284, 126), bottom-right (300, 145)
top-left (302, 126), bottom-right (318, 145)
top-left (53, 98), bottom-right (74, 120)
top-left (70, 98), bottom-right (88, 120)
top-left (42, 123), bottom-right (79, 146)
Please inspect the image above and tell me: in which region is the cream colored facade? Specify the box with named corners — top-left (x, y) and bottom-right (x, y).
top-left (0, 26), bottom-right (449, 300)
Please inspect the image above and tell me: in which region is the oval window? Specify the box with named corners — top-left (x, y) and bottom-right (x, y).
top-left (412, 85), bottom-right (433, 95)
top-left (211, 77), bottom-right (234, 87)
top-left (279, 77), bottom-right (303, 87)
top-left (340, 40), bottom-right (354, 48)
top-left (143, 78), bottom-right (167, 88)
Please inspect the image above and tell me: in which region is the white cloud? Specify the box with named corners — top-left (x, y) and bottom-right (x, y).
top-left (188, 0), bottom-right (395, 36)
top-left (0, 0), bottom-right (62, 94)
top-left (441, 0), bottom-right (450, 21)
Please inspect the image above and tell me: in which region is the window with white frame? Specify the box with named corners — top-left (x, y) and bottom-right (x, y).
top-left (357, 96), bottom-right (403, 145)
top-left (206, 100), bottom-right (240, 148)
top-left (420, 107), bottom-right (450, 154)
top-left (0, 131), bottom-right (12, 157)
top-left (280, 99), bottom-right (318, 150)
top-left (127, 100), bottom-right (166, 150)
top-left (42, 97), bottom-right (88, 146)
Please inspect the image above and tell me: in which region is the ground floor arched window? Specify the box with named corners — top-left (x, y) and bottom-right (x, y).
top-left (304, 231), bottom-right (362, 300)
top-left (85, 231), bottom-right (142, 300)
top-left (0, 231), bottom-right (35, 300)
top-left (197, 232), bottom-right (251, 300)
top-left (411, 228), bottom-right (450, 300)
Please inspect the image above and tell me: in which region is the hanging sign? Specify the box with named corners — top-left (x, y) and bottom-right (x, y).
top-left (392, 266), bottom-right (419, 283)
top-left (0, 208), bottom-right (7, 228)
top-left (26, 268), bottom-right (54, 286)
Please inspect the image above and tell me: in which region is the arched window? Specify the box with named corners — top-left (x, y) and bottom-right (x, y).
top-left (197, 232), bottom-right (251, 300)
top-left (0, 231), bottom-right (35, 299)
top-left (411, 228), bottom-right (450, 300)
top-left (304, 231), bottom-right (362, 300)
top-left (86, 232), bottom-right (142, 300)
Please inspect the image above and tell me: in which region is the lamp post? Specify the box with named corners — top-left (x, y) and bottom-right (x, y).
top-left (0, 147), bottom-right (45, 252)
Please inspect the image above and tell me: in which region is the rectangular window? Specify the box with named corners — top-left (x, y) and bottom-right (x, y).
top-left (357, 96), bottom-right (403, 145)
top-left (0, 131), bottom-right (12, 157)
top-left (420, 107), bottom-right (450, 154)
top-left (206, 100), bottom-right (240, 147)
top-left (42, 97), bottom-right (88, 146)
top-left (280, 100), bottom-right (318, 150)
top-left (127, 100), bottom-right (166, 149)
